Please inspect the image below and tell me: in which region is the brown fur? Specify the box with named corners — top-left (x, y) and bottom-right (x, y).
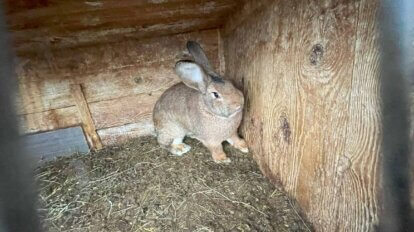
top-left (153, 42), bottom-right (248, 163)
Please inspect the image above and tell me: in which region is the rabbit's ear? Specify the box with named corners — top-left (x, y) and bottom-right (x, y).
top-left (175, 61), bottom-right (208, 93)
top-left (186, 41), bottom-right (220, 78)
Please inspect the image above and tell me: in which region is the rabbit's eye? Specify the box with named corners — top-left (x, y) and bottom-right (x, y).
top-left (212, 92), bottom-right (220, 99)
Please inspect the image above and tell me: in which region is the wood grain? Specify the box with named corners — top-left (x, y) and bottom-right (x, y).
top-left (97, 119), bottom-right (155, 146)
top-left (5, 0), bottom-right (215, 14)
top-left (224, 0), bottom-right (381, 231)
top-left (89, 92), bottom-right (162, 130)
top-left (7, 0), bottom-right (235, 30)
top-left (70, 84), bottom-right (103, 150)
top-left (339, 0), bottom-right (381, 230)
top-left (5, 0), bottom-right (236, 53)
top-left (14, 30), bottom-right (219, 115)
top-left (18, 106), bottom-right (80, 134)
top-left (16, 29), bottom-right (220, 145)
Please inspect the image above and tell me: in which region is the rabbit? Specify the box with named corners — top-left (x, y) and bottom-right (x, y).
top-left (152, 41), bottom-right (249, 163)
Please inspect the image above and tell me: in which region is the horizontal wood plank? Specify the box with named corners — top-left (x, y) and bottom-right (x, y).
top-left (14, 30), bottom-right (219, 115)
top-left (12, 17), bottom-right (225, 54)
top-left (18, 106), bottom-right (80, 134)
top-left (6, 0), bottom-right (236, 53)
top-left (18, 90), bottom-right (161, 133)
top-left (97, 119), bottom-right (155, 146)
top-left (89, 92), bottom-right (162, 129)
top-left (7, 0), bottom-right (235, 31)
top-left (6, 0), bottom-right (233, 17)
top-left (16, 29), bottom-right (218, 78)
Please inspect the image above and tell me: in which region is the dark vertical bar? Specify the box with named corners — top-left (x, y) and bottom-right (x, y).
top-left (378, 0), bottom-right (414, 231)
top-left (0, 1), bottom-right (42, 232)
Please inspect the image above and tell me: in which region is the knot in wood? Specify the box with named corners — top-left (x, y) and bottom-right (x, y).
top-left (279, 114), bottom-right (291, 144)
top-left (337, 156), bottom-right (351, 176)
top-left (310, 43), bottom-right (324, 65)
top-left (134, 76), bottom-right (143, 84)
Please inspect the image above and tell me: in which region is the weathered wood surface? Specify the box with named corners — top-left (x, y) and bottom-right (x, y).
top-left (5, 0), bottom-right (237, 54)
top-left (224, 0), bottom-right (381, 231)
top-left (22, 126), bottom-right (89, 162)
top-left (14, 30), bottom-right (218, 115)
top-left (341, 0), bottom-right (381, 230)
top-left (18, 107), bottom-right (80, 134)
top-left (89, 92), bottom-right (162, 130)
top-left (15, 29), bottom-right (220, 144)
top-left (70, 84), bottom-right (103, 150)
top-left (97, 119), bottom-right (155, 146)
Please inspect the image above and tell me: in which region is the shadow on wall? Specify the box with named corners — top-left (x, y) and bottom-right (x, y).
top-left (378, 0), bottom-right (414, 231)
top-left (0, 3), bottom-right (41, 232)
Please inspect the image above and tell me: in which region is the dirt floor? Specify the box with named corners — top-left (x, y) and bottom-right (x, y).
top-left (36, 136), bottom-right (312, 232)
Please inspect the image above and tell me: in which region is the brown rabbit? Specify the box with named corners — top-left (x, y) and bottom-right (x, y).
top-left (153, 41), bottom-right (248, 163)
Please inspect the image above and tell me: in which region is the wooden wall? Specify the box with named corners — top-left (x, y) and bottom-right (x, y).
top-left (5, 0), bottom-right (237, 55)
top-left (223, 0), bottom-right (382, 231)
top-left (5, 0), bottom-right (230, 147)
top-left (14, 29), bottom-right (221, 146)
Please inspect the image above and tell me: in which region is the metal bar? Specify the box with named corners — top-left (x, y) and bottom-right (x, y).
top-left (378, 0), bottom-right (414, 231)
top-left (0, 0), bottom-right (42, 231)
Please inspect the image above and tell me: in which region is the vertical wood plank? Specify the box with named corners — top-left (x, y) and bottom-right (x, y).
top-left (340, 0), bottom-right (381, 230)
top-left (70, 84), bottom-right (103, 150)
top-left (224, 0), bottom-right (383, 231)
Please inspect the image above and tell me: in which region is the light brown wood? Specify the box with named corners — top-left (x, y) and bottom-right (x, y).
top-left (89, 92), bottom-right (162, 129)
top-left (15, 30), bottom-right (220, 146)
top-left (70, 84), bottom-right (103, 150)
top-left (14, 30), bottom-right (219, 115)
top-left (339, 0), bottom-right (381, 230)
top-left (97, 119), bottom-right (155, 146)
top-left (17, 106), bottom-right (80, 134)
top-left (5, 0), bottom-right (236, 54)
top-left (7, 0), bottom-right (236, 30)
top-left (224, 0), bottom-right (381, 231)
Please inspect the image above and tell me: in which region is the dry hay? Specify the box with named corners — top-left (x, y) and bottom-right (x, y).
top-left (36, 136), bottom-right (312, 232)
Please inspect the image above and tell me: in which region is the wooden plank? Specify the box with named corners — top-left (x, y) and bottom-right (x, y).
top-left (15, 29), bottom-right (218, 78)
top-left (97, 119), bottom-right (155, 146)
top-left (18, 92), bottom-right (159, 144)
top-left (15, 65), bottom-right (177, 114)
top-left (6, 0), bottom-right (234, 17)
top-left (11, 17), bottom-right (226, 55)
top-left (17, 90), bottom-right (164, 143)
top-left (22, 126), bottom-right (89, 162)
top-left (14, 30), bottom-right (219, 115)
top-left (70, 84), bottom-right (103, 150)
top-left (5, 0), bottom-right (236, 54)
top-left (224, 0), bottom-right (372, 231)
top-left (18, 106), bottom-right (80, 134)
top-left (15, 30), bottom-right (220, 136)
top-left (339, 0), bottom-right (381, 230)
top-left (7, 0), bottom-right (236, 31)
top-left (89, 92), bottom-right (162, 129)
